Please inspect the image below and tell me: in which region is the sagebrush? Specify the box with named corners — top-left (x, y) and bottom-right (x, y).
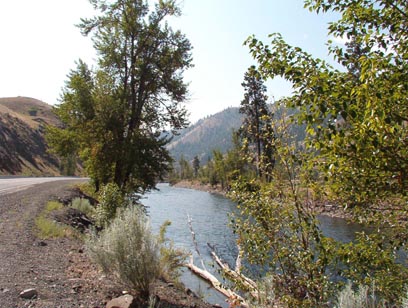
top-left (86, 205), bottom-right (185, 299)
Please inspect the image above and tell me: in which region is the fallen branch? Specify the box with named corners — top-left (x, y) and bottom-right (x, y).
top-left (187, 215), bottom-right (207, 270)
top-left (186, 255), bottom-right (249, 308)
top-left (207, 243), bottom-right (258, 298)
top-left (186, 216), bottom-right (250, 307)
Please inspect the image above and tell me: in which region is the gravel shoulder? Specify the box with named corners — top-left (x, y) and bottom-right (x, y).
top-left (0, 180), bottom-right (121, 308)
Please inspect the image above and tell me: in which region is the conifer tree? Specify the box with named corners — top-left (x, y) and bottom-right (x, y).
top-left (239, 66), bottom-right (275, 178)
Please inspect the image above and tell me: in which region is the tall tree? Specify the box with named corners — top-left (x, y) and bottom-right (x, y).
top-left (49, 0), bottom-right (192, 193)
top-left (212, 150), bottom-right (226, 189)
top-left (239, 66), bottom-right (275, 178)
top-left (192, 155), bottom-right (200, 178)
top-left (178, 155), bottom-right (193, 180)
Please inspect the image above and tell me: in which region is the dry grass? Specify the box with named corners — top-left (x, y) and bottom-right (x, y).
top-left (0, 97), bottom-right (62, 176)
top-left (0, 96), bottom-right (59, 129)
top-left (35, 215), bottom-right (70, 239)
top-left (45, 201), bottom-right (64, 212)
top-left (35, 201), bottom-right (75, 239)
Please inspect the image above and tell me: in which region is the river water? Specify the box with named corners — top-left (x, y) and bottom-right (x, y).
top-left (142, 183), bottom-right (363, 307)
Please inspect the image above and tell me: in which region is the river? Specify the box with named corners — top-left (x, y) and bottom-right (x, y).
top-left (142, 183), bottom-right (363, 307)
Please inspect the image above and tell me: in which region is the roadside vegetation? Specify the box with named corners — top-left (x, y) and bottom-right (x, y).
top-left (35, 183), bottom-right (188, 304)
top-left (35, 201), bottom-right (75, 239)
top-left (70, 197), bottom-right (95, 217)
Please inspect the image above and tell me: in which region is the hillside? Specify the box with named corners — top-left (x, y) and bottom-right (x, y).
top-left (166, 105), bottom-right (307, 165)
top-left (0, 97), bottom-right (61, 175)
top-left (167, 107), bottom-right (243, 163)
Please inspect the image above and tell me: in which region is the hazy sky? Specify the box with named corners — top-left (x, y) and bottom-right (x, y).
top-left (0, 0), bottom-right (338, 123)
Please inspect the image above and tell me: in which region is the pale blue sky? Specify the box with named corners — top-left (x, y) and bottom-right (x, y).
top-left (0, 0), bottom-right (339, 123)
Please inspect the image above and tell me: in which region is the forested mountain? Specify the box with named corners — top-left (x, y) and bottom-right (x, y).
top-left (0, 97), bottom-right (61, 175)
top-left (167, 107), bottom-right (243, 163)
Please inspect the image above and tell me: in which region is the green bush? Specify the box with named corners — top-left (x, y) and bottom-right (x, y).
top-left (86, 206), bottom-right (161, 299)
top-left (94, 183), bottom-right (125, 227)
top-left (70, 197), bottom-right (95, 217)
top-left (157, 220), bottom-right (187, 281)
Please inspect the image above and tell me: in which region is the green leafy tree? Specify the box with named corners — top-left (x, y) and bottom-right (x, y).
top-left (224, 130), bottom-right (252, 183)
top-left (194, 131), bottom-right (251, 189)
top-left (212, 150), bottom-right (227, 189)
top-left (247, 0), bottom-right (408, 206)
top-left (230, 109), bottom-right (338, 307)
top-left (45, 125), bottom-right (78, 175)
top-left (232, 0), bottom-right (408, 305)
top-left (48, 0), bottom-right (192, 193)
top-left (202, 157), bottom-right (219, 187)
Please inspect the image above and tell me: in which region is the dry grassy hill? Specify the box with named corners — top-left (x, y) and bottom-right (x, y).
top-left (0, 97), bottom-right (62, 175)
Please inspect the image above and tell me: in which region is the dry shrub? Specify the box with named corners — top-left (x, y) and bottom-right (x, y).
top-left (87, 205), bottom-right (184, 299)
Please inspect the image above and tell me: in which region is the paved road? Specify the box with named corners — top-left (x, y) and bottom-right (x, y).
top-left (0, 177), bottom-right (86, 195)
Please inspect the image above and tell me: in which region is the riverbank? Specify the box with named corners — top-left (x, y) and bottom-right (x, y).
top-left (172, 180), bottom-right (352, 220)
top-left (172, 180), bottom-right (226, 197)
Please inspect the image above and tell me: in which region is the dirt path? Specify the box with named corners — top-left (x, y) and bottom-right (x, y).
top-left (0, 180), bottom-right (119, 308)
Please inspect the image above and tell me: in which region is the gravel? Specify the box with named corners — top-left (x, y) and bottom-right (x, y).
top-left (0, 180), bottom-right (120, 308)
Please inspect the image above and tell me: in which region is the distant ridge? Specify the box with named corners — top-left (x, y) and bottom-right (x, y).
top-left (167, 107), bottom-right (243, 163)
top-left (0, 97), bottom-right (61, 175)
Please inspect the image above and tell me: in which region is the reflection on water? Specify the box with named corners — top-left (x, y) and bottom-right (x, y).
top-left (143, 183), bottom-right (365, 307)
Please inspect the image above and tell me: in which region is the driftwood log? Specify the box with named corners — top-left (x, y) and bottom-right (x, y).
top-left (186, 216), bottom-right (254, 307)
top-left (186, 255), bottom-right (249, 307)
top-left (207, 243), bottom-right (258, 298)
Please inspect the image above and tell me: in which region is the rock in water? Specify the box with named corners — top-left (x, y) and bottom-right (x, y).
top-left (19, 288), bottom-right (38, 299)
top-left (106, 294), bottom-right (138, 308)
